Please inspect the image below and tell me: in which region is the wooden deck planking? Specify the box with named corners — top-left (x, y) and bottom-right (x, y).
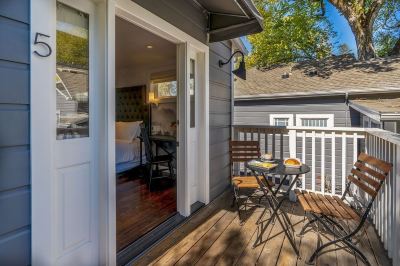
top-left (215, 207), bottom-right (262, 265)
top-left (234, 207), bottom-right (275, 265)
top-left (133, 191), bottom-right (391, 266)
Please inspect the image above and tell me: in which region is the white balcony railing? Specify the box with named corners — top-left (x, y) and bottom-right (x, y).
top-left (233, 125), bottom-right (400, 263)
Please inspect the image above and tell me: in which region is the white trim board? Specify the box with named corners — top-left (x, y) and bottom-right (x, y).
top-left (270, 114), bottom-right (294, 126)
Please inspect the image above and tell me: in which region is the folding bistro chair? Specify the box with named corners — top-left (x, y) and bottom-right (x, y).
top-left (140, 124), bottom-right (174, 191)
top-left (295, 153), bottom-right (392, 265)
top-left (230, 141), bottom-right (273, 223)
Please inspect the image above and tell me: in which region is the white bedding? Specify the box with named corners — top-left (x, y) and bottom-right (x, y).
top-left (116, 138), bottom-right (144, 165)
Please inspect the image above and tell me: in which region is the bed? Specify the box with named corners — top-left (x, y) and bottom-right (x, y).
top-left (116, 138), bottom-right (146, 174)
top-left (115, 85), bottom-right (148, 174)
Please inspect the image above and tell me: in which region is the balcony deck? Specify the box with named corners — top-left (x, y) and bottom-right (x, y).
top-left (134, 191), bottom-right (391, 266)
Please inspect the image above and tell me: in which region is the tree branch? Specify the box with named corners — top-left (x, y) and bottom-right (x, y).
top-left (366, 0), bottom-right (385, 22)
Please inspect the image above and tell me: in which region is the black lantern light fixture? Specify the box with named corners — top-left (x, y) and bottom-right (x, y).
top-left (218, 50), bottom-right (246, 80)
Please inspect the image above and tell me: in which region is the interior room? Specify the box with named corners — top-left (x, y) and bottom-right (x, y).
top-left (115, 17), bottom-right (178, 252)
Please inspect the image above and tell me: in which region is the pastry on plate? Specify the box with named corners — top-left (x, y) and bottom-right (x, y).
top-left (284, 158), bottom-right (302, 168)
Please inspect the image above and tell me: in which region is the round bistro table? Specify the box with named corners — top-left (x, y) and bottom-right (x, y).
top-left (245, 159), bottom-right (310, 255)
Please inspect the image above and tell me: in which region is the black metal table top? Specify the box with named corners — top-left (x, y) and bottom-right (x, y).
top-left (245, 159), bottom-right (310, 176)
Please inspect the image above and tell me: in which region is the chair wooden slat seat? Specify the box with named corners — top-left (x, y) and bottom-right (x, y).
top-left (295, 189), bottom-right (358, 220)
top-left (296, 153), bottom-right (392, 266)
top-left (232, 175), bottom-right (274, 189)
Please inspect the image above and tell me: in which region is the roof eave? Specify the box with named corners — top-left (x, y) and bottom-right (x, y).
top-left (234, 88), bottom-right (400, 101)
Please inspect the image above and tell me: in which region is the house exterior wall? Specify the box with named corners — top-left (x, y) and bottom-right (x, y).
top-left (0, 1), bottom-right (31, 265)
top-left (234, 96), bottom-right (358, 127)
top-left (209, 41), bottom-right (233, 199)
top-left (132, 0), bottom-right (234, 200)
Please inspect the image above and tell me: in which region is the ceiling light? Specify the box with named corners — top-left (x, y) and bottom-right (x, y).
top-left (146, 45), bottom-right (153, 49)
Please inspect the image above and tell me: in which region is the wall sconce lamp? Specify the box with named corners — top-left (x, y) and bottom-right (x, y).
top-left (218, 50), bottom-right (246, 80)
top-left (148, 91), bottom-right (159, 106)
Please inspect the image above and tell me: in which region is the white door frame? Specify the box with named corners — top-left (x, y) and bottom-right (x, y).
top-left (110, 0), bottom-right (210, 264)
top-left (113, 0), bottom-right (210, 215)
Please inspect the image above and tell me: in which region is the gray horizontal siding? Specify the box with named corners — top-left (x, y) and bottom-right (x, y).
top-left (234, 97), bottom-right (355, 127)
top-left (0, 1), bottom-right (30, 265)
top-left (209, 41), bottom-right (232, 200)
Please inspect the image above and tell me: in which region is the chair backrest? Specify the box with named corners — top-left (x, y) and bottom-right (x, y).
top-left (348, 152), bottom-right (392, 200)
top-left (140, 123), bottom-right (153, 162)
top-left (230, 141), bottom-right (260, 176)
top-left (230, 141), bottom-right (260, 163)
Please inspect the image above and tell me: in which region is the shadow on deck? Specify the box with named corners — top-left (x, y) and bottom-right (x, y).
top-left (133, 190), bottom-right (391, 266)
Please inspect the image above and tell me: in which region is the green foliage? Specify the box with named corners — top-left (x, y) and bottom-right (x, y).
top-left (57, 31), bottom-right (89, 69)
top-left (248, 0), bottom-right (334, 68)
top-left (373, 0), bottom-right (400, 56)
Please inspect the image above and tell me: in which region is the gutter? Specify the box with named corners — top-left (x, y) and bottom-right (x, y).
top-left (234, 88), bottom-right (400, 101)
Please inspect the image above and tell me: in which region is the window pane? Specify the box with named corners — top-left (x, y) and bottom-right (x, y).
top-left (152, 81), bottom-right (177, 98)
top-left (301, 118), bottom-right (328, 127)
top-left (56, 3), bottom-right (89, 140)
top-left (371, 122), bottom-right (381, 128)
top-left (274, 118), bottom-right (289, 126)
top-left (190, 59), bottom-right (195, 128)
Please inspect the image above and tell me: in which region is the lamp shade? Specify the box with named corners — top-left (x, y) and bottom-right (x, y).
top-left (148, 91), bottom-right (158, 104)
top-left (232, 60), bottom-right (246, 80)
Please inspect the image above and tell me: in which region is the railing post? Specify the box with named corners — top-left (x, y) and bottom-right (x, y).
top-left (289, 129), bottom-right (297, 158)
top-left (289, 129), bottom-right (297, 201)
top-left (395, 144), bottom-right (400, 263)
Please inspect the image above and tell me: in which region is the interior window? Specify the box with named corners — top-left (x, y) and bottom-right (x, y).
top-left (151, 80), bottom-right (177, 98)
top-left (56, 2), bottom-right (89, 140)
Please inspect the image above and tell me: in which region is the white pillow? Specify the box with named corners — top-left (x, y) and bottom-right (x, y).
top-left (115, 121), bottom-right (142, 142)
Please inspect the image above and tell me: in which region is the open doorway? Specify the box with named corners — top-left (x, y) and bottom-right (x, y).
top-left (115, 16), bottom-right (178, 252)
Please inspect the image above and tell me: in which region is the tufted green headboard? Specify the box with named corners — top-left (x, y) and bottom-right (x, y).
top-left (116, 85), bottom-right (148, 124)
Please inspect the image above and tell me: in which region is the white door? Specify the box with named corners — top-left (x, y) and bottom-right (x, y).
top-left (187, 46), bottom-right (200, 205)
top-left (32, 0), bottom-right (99, 265)
top-left (55, 1), bottom-right (99, 265)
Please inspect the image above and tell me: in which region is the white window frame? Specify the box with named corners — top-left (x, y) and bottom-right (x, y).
top-left (270, 114), bottom-right (294, 126)
top-left (296, 114), bottom-right (334, 128)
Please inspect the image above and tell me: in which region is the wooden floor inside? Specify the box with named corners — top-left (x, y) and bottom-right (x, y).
top-left (133, 190), bottom-right (391, 266)
top-left (116, 170), bottom-right (177, 251)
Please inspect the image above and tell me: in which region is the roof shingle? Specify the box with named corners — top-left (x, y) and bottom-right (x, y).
top-left (235, 55), bottom-right (400, 98)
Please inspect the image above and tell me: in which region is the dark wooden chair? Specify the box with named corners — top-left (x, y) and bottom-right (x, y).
top-left (295, 153), bottom-right (392, 266)
top-left (230, 141), bottom-right (273, 223)
top-left (140, 124), bottom-right (174, 191)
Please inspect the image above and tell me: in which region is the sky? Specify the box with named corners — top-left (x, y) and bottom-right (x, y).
top-left (242, 1), bottom-right (358, 56)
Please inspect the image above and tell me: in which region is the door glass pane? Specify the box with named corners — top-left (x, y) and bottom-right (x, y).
top-left (56, 2), bottom-right (89, 140)
top-left (190, 59), bottom-right (195, 128)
